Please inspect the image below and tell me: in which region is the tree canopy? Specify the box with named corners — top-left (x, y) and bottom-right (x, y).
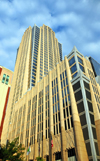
top-left (0, 137), bottom-right (25, 161)
top-left (36, 157), bottom-right (44, 161)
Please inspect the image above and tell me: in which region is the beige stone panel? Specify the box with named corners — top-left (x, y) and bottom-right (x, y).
top-left (43, 77), bottom-right (46, 158)
top-left (22, 29), bottom-right (32, 95)
top-left (49, 70), bottom-right (53, 133)
top-left (74, 121), bottom-right (88, 161)
top-left (0, 83), bottom-right (8, 124)
top-left (64, 57), bottom-right (80, 122)
top-left (56, 63), bottom-right (68, 161)
top-left (34, 83), bottom-right (39, 159)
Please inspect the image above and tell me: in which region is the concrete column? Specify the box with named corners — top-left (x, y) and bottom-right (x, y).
top-left (65, 150), bottom-right (68, 161)
top-left (34, 83), bottom-right (39, 160)
top-left (53, 153), bottom-right (55, 161)
top-left (56, 63), bottom-right (67, 161)
top-left (43, 77), bottom-right (46, 159)
top-left (48, 71), bottom-right (54, 161)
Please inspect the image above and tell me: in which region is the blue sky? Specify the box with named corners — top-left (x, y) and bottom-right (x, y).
top-left (0, 0), bottom-right (100, 71)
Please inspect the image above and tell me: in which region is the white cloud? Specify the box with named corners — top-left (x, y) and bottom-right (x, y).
top-left (0, 0), bottom-right (100, 71)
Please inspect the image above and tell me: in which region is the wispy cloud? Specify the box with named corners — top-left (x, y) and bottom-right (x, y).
top-left (0, 0), bottom-right (100, 71)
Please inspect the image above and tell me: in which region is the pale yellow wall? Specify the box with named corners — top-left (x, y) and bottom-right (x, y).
top-left (0, 83), bottom-right (8, 125)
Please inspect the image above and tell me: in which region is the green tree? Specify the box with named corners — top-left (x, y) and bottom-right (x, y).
top-left (36, 156), bottom-right (44, 161)
top-left (0, 137), bottom-right (25, 161)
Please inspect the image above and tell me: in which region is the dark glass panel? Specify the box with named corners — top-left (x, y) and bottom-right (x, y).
top-left (67, 118), bottom-right (70, 129)
top-left (89, 113), bottom-right (95, 125)
top-left (75, 90), bottom-right (82, 102)
top-left (58, 112), bottom-right (60, 121)
top-left (72, 72), bottom-right (77, 78)
top-left (65, 120), bottom-right (67, 130)
top-left (65, 97), bottom-right (68, 106)
top-left (71, 64), bottom-right (77, 74)
top-left (68, 148), bottom-right (75, 157)
top-left (82, 127), bottom-right (89, 140)
top-left (59, 123), bottom-right (61, 133)
top-left (66, 78), bottom-right (68, 85)
top-left (87, 101), bottom-right (93, 112)
top-left (78, 56), bottom-right (83, 65)
top-left (80, 113), bottom-right (87, 126)
top-left (84, 81), bottom-right (90, 90)
top-left (77, 101), bottom-right (85, 113)
top-left (69, 57), bottom-right (75, 66)
top-left (71, 117), bottom-right (73, 127)
top-left (63, 109), bottom-right (66, 118)
top-left (69, 106), bottom-right (72, 115)
top-left (65, 70), bottom-right (67, 77)
top-left (54, 126), bottom-right (55, 135)
top-left (55, 152), bottom-right (62, 160)
top-left (60, 74), bottom-right (62, 81)
top-left (56, 124), bottom-right (58, 134)
top-left (86, 142), bottom-right (92, 156)
top-left (79, 64), bottom-right (85, 72)
top-left (92, 127), bottom-right (97, 139)
top-left (95, 142), bottom-right (99, 155)
top-left (73, 81), bottom-right (80, 91)
top-left (66, 107), bottom-right (69, 117)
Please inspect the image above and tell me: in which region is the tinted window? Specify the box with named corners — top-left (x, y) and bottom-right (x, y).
top-left (89, 113), bottom-right (95, 125)
top-left (80, 113), bottom-right (87, 126)
top-left (86, 90), bottom-right (91, 100)
top-left (84, 81), bottom-right (90, 90)
top-left (73, 81), bottom-right (80, 91)
top-left (87, 101), bottom-right (93, 112)
top-left (95, 142), bottom-right (99, 155)
top-left (75, 90), bottom-right (82, 102)
top-left (86, 142), bottom-right (92, 156)
top-left (77, 101), bottom-right (85, 113)
top-left (71, 64), bottom-right (77, 74)
top-left (83, 127), bottom-right (89, 140)
top-left (78, 56), bottom-right (83, 65)
top-left (79, 64), bottom-right (85, 72)
top-left (92, 127), bottom-right (97, 140)
top-left (69, 57), bottom-right (75, 66)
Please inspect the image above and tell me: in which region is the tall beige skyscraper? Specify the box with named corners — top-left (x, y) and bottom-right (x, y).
top-left (1, 25), bottom-right (100, 161)
top-left (1, 24), bottom-right (62, 146)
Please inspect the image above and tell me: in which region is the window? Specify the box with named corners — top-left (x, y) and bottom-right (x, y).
top-left (2, 74), bottom-right (9, 85)
top-left (80, 113), bottom-right (87, 126)
top-left (77, 101), bottom-right (85, 113)
top-left (84, 81), bottom-right (90, 90)
top-left (69, 57), bottom-right (75, 66)
top-left (78, 56), bottom-right (83, 65)
top-left (72, 72), bottom-right (77, 78)
top-left (79, 64), bottom-right (85, 72)
top-left (75, 90), bottom-right (82, 102)
top-left (73, 81), bottom-right (80, 91)
top-left (70, 64), bottom-right (77, 74)
top-left (2, 74), bottom-right (6, 83)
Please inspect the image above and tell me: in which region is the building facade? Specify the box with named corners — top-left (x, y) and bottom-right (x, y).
top-left (89, 57), bottom-right (100, 77)
top-left (0, 66), bottom-right (13, 140)
top-left (1, 25), bottom-right (100, 161)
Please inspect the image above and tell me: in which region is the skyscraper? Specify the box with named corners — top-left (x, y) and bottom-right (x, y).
top-left (1, 26), bottom-right (100, 161)
top-left (89, 57), bottom-right (100, 77)
top-left (1, 24), bottom-right (62, 148)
